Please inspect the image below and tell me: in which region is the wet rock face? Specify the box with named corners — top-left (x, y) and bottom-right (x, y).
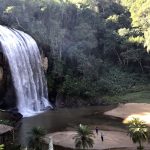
top-left (41, 50), bottom-right (50, 73)
top-left (0, 53), bottom-right (3, 78)
top-left (0, 52), bottom-right (5, 98)
top-left (0, 52), bottom-right (17, 109)
top-left (0, 66), bottom-right (3, 81)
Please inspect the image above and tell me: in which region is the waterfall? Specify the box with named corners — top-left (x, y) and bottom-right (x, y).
top-left (0, 25), bottom-right (52, 117)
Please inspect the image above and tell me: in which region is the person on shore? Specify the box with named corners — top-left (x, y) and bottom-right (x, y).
top-left (101, 132), bottom-right (104, 142)
top-left (95, 126), bottom-right (99, 135)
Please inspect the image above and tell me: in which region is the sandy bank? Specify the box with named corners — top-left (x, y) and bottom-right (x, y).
top-left (44, 130), bottom-right (150, 150)
top-left (43, 103), bottom-right (150, 149)
top-left (104, 103), bottom-right (150, 124)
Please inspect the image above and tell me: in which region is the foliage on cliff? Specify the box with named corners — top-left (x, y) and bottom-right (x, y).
top-left (0, 0), bottom-right (150, 100)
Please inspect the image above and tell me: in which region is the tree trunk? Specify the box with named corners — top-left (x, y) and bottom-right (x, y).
top-left (113, 49), bottom-right (123, 65)
top-left (138, 140), bottom-right (143, 150)
top-left (138, 60), bottom-right (144, 73)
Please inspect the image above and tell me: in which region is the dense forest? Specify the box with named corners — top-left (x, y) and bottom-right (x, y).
top-left (1, 0), bottom-right (150, 105)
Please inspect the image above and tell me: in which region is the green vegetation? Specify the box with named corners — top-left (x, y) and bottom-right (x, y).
top-left (7, 144), bottom-right (21, 150)
top-left (0, 0), bottom-right (150, 104)
top-left (121, 0), bottom-right (150, 52)
top-left (103, 84), bottom-right (150, 104)
top-left (0, 145), bottom-right (4, 150)
top-left (74, 124), bottom-right (94, 149)
top-left (105, 91), bottom-right (150, 104)
top-left (0, 120), bottom-right (15, 126)
top-left (127, 118), bottom-right (150, 150)
top-left (28, 127), bottom-right (46, 150)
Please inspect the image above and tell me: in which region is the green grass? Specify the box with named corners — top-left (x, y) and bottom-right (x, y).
top-left (103, 85), bottom-right (150, 104)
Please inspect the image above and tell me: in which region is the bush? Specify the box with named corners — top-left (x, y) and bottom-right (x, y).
top-left (98, 66), bottom-right (149, 95)
top-left (62, 75), bottom-right (101, 98)
top-left (51, 66), bottom-right (150, 99)
top-left (0, 120), bottom-right (15, 126)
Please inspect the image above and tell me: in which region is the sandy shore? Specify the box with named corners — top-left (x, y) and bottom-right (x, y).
top-left (43, 103), bottom-right (150, 150)
top-left (104, 103), bottom-right (150, 124)
top-left (44, 130), bottom-right (150, 150)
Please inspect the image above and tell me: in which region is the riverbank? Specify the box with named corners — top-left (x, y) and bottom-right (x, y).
top-left (43, 103), bottom-right (150, 150)
top-left (105, 103), bottom-right (150, 124)
top-left (44, 130), bottom-right (149, 150)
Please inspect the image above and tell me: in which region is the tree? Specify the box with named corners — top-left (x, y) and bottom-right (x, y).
top-left (121, 0), bottom-right (150, 52)
top-left (74, 124), bottom-right (94, 149)
top-left (0, 0), bottom-right (150, 101)
top-left (28, 126), bottom-right (46, 150)
top-left (127, 118), bottom-right (150, 150)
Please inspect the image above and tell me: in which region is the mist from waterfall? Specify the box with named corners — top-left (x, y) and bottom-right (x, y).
top-left (0, 25), bottom-right (51, 117)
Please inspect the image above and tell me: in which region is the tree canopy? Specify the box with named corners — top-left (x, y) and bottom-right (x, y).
top-left (0, 0), bottom-right (150, 102)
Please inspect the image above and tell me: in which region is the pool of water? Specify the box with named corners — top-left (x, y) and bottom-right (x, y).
top-left (16, 105), bottom-right (125, 146)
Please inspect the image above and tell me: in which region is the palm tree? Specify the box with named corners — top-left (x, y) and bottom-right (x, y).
top-left (74, 124), bottom-right (94, 149)
top-left (127, 118), bottom-right (150, 150)
top-left (28, 126), bottom-right (46, 150)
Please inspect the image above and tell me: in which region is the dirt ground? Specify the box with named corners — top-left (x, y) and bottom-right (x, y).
top-left (44, 130), bottom-right (149, 150)
top-left (44, 103), bottom-right (150, 150)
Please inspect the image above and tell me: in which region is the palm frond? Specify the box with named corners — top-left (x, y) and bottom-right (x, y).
top-left (74, 124), bottom-right (94, 149)
top-left (127, 118), bottom-right (150, 149)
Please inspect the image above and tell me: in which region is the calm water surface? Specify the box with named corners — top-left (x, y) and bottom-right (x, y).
top-left (17, 105), bottom-right (124, 146)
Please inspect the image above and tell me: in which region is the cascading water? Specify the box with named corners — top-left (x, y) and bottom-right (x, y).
top-left (0, 25), bottom-right (52, 117)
